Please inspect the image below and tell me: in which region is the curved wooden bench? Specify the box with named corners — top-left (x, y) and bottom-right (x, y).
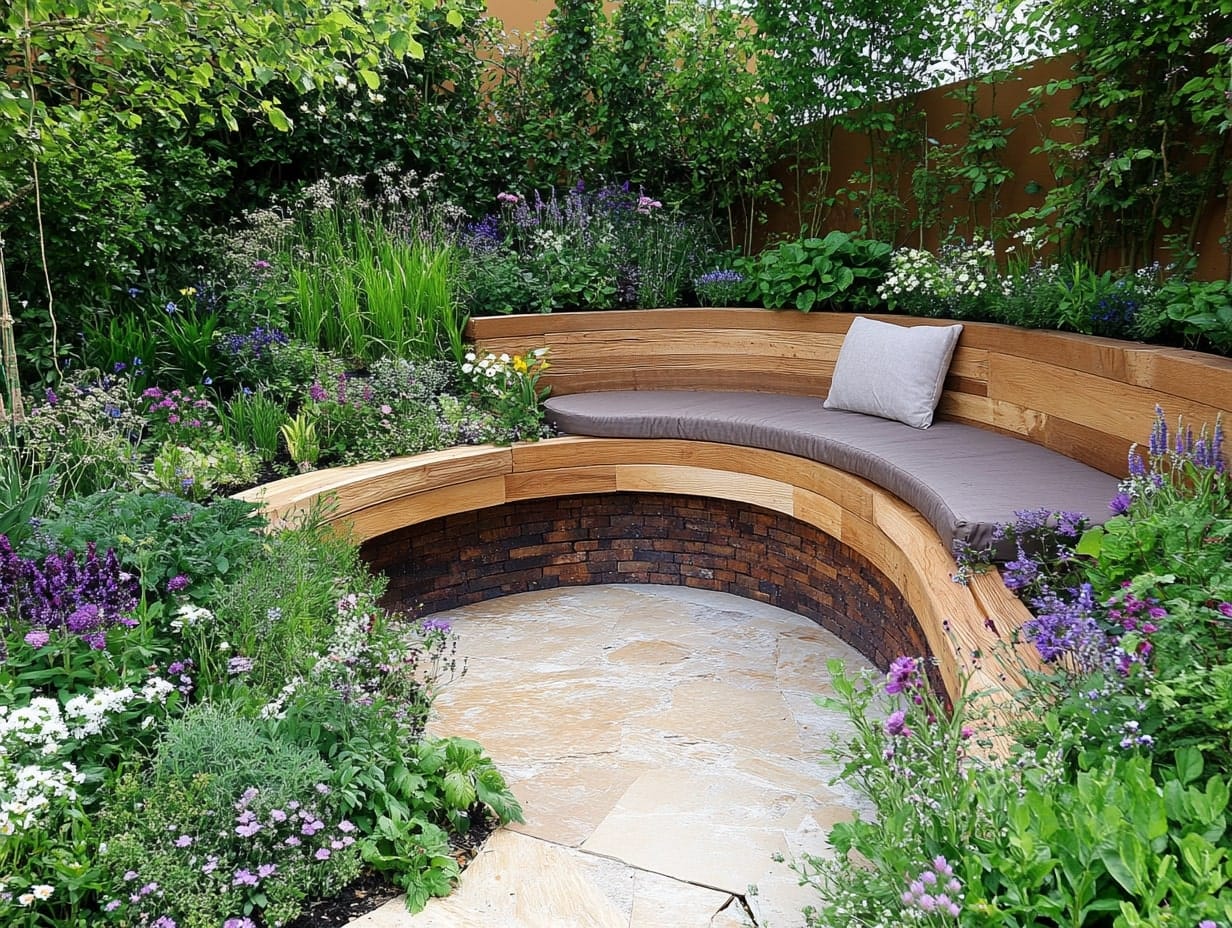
top-left (470, 308), bottom-right (1232, 478)
top-left (239, 436), bottom-right (1028, 705)
top-left (238, 310), bottom-right (1232, 708)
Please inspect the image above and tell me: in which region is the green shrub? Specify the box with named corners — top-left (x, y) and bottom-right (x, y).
top-left (29, 489), bottom-right (261, 598)
top-left (99, 704), bottom-right (358, 928)
top-left (739, 231), bottom-right (892, 312)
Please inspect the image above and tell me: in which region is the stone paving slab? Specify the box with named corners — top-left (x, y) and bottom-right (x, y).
top-left (347, 584), bottom-right (874, 928)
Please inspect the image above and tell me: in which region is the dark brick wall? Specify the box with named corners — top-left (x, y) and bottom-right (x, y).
top-left (361, 493), bottom-right (936, 674)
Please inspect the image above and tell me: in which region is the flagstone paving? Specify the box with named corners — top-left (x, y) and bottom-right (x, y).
top-left (348, 584), bottom-right (875, 928)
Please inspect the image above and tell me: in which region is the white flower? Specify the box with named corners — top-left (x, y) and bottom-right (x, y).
top-left (32, 884), bottom-right (53, 901)
top-left (18, 892), bottom-right (34, 906)
top-left (461, 363), bottom-right (473, 374)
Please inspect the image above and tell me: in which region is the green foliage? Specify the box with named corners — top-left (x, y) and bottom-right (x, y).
top-left (1016, 0), bottom-right (1232, 268)
top-left (356, 736), bottom-right (523, 912)
top-left (1135, 277), bottom-right (1232, 354)
top-left (739, 232), bottom-right (892, 312)
top-left (99, 704), bottom-right (359, 928)
top-left (220, 389), bottom-right (288, 463)
top-left (29, 489), bottom-right (262, 597)
top-left (17, 371), bottom-right (146, 500)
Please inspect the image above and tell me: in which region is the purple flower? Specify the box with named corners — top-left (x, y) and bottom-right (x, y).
top-left (1218, 602), bottom-right (1232, 619)
top-left (174, 834), bottom-right (193, 848)
top-left (152, 918), bottom-right (177, 928)
top-left (24, 629), bottom-right (50, 649)
top-left (885, 656), bottom-right (920, 695)
top-left (228, 656), bottom-right (255, 675)
top-left (166, 574), bottom-right (190, 593)
top-left (1024, 583), bottom-right (1107, 666)
top-left (257, 863), bottom-right (277, 879)
top-left (422, 618), bottom-right (451, 634)
top-left (104, 900), bottom-right (121, 912)
top-left (235, 821), bottom-right (261, 838)
top-left (284, 835), bottom-right (302, 847)
top-left (232, 869), bottom-right (258, 887)
top-left (315, 847), bottom-right (331, 861)
top-left (224, 919), bottom-right (258, 928)
top-left (337, 819), bottom-right (356, 833)
top-left (308, 382), bottom-right (328, 403)
top-left (884, 710), bottom-right (913, 737)
top-left (1108, 492), bottom-right (1133, 515)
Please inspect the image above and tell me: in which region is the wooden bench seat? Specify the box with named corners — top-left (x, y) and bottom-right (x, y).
top-left (238, 309), bottom-right (1232, 708)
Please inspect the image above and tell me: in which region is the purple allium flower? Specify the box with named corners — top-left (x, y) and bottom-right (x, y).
top-left (24, 629), bottom-right (50, 649)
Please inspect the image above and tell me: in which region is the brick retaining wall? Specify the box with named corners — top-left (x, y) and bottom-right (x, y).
top-left (361, 492), bottom-right (938, 675)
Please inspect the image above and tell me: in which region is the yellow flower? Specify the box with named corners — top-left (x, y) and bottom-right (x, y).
top-left (513, 356), bottom-right (528, 374)
top-left (179, 287), bottom-right (197, 297)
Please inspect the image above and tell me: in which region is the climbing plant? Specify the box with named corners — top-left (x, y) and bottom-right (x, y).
top-left (1016, 0), bottom-right (1232, 270)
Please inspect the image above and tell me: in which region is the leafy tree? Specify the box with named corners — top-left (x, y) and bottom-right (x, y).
top-left (0, 0), bottom-right (446, 399)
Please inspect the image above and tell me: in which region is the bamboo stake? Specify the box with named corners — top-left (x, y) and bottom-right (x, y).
top-left (0, 237), bottom-right (25, 421)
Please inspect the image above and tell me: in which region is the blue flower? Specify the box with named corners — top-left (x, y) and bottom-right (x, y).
top-left (128, 287), bottom-right (141, 297)
top-left (165, 301), bottom-right (178, 314)
top-left (202, 375), bottom-right (213, 386)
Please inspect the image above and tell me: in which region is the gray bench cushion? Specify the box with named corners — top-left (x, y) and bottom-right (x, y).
top-left (544, 390), bottom-right (1119, 557)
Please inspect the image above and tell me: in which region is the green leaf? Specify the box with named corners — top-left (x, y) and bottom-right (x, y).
top-left (266, 105), bottom-right (291, 132)
top-left (1176, 747), bottom-right (1205, 786)
top-left (358, 68), bottom-right (380, 90)
top-left (1075, 526), bottom-right (1105, 558)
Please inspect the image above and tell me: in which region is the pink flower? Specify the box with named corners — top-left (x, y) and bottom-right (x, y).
top-left (315, 847), bottom-right (331, 861)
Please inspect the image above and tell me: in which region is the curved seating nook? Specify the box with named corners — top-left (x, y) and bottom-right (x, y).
top-left (238, 309), bottom-right (1232, 707)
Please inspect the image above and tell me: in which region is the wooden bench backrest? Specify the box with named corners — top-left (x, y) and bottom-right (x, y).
top-left (469, 308), bottom-right (1232, 478)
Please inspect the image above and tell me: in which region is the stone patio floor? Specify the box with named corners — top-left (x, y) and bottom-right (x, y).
top-left (346, 584), bottom-right (874, 928)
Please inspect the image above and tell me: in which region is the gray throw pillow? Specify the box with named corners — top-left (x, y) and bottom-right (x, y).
top-left (823, 317), bottom-right (963, 428)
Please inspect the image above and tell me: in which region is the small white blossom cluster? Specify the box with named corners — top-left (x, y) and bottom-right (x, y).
top-left (171, 602), bottom-right (215, 632)
top-left (878, 242), bottom-right (995, 305)
top-left (0, 761), bottom-right (85, 834)
top-left (1, 678), bottom-right (176, 834)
